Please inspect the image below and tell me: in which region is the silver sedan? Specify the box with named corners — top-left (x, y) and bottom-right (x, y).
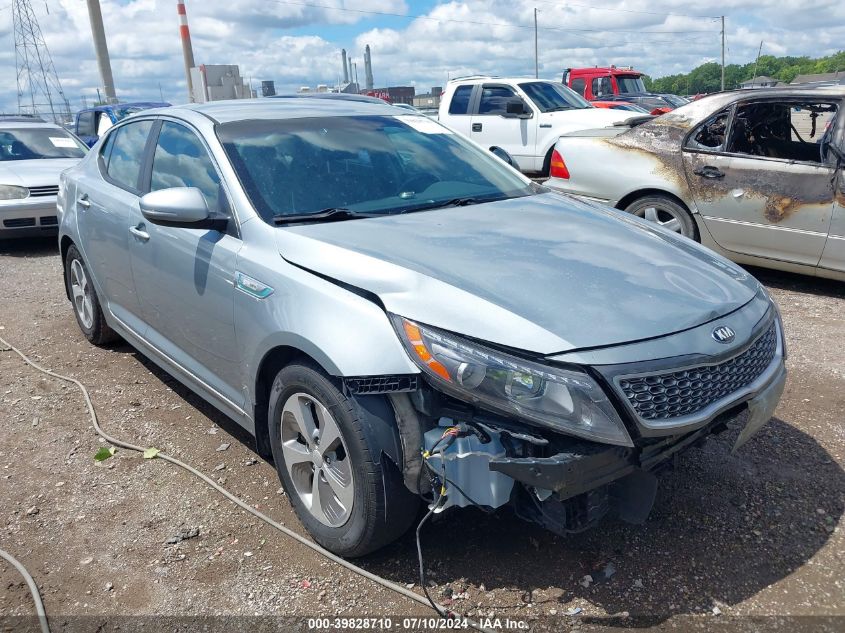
top-left (58, 98), bottom-right (786, 556)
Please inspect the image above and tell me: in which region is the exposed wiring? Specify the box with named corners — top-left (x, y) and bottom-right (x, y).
top-left (0, 547), bottom-right (50, 633)
top-left (0, 334), bottom-right (497, 633)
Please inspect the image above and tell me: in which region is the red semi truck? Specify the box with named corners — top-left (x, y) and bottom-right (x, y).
top-left (562, 66), bottom-right (680, 114)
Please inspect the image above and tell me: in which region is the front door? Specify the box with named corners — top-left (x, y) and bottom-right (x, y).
top-left (470, 83), bottom-right (536, 170)
top-left (128, 120), bottom-right (244, 409)
top-left (75, 119), bottom-right (154, 332)
top-left (684, 99), bottom-right (837, 267)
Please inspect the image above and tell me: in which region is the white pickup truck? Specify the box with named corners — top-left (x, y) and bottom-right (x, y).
top-left (438, 76), bottom-right (626, 175)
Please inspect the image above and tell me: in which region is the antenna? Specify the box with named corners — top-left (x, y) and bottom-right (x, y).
top-left (12, 0), bottom-right (72, 123)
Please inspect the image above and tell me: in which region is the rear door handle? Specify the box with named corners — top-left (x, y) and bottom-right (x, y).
top-left (693, 166), bottom-right (725, 179)
top-left (472, 123), bottom-right (482, 132)
top-left (77, 194), bottom-right (91, 209)
top-left (129, 224), bottom-right (150, 241)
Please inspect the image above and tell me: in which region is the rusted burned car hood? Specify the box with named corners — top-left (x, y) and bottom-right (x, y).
top-left (275, 192), bottom-right (759, 354)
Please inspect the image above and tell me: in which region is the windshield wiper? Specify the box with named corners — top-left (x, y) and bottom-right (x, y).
top-left (272, 207), bottom-right (379, 225)
top-left (394, 196), bottom-right (492, 215)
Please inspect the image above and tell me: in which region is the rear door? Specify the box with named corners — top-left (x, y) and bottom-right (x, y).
top-left (75, 119), bottom-right (154, 332)
top-left (470, 83), bottom-right (536, 169)
top-left (683, 98), bottom-right (837, 267)
top-left (442, 84), bottom-right (475, 137)
top-left (128, 119), bottom-right (244, 410)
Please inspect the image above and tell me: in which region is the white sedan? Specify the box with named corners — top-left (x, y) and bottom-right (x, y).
top-left (545, 87), bottom-right (844, 281)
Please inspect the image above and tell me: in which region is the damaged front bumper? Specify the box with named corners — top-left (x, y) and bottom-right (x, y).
top-left (421, 356), bottom-right (786, 536)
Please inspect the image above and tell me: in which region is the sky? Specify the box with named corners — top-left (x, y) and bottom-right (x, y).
top-left (0, 0), bottom-right (843, 113)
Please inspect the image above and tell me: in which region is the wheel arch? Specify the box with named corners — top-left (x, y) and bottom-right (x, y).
top-left (616, 188), bottom-right (695, 215)
top-left (60, 235), bottom-right (75, 300)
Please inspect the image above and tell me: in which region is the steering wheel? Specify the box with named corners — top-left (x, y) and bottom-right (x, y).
top-left (398, 173), bottom-right (439, 196)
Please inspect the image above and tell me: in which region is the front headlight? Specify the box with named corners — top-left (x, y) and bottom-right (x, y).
top-left (393, 316), bottom-right (633, 446)
top-left (0, 185), bottom-right (29, 201)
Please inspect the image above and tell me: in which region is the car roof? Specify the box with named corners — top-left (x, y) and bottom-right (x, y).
top-left (0, 120), bottom-right (67, 130)
top-left (721, 85), bottom-right (845, 98)
top-left (80, 101), bottom-right (171, 112)
top-left (447, 76), bottom-right (555, 85)
top-left (168, 97), bottom-right (405, 124)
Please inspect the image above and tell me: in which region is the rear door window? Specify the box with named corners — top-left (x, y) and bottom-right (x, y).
top-left (76, 111), bottom-right (95, 137)
top-left (105, 120), bottom-right (154, 192)
top-left (448, 85), bottom-right (474, 115)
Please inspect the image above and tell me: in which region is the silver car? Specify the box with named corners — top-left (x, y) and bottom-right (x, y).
top-left (0, 116), bottom-right (88, 239)
top-left (545, 87), bottom-right (845, 280)
top-left (58, 98), bottom-right (787, 556)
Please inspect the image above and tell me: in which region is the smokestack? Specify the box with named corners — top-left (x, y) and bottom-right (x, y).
top-left (348, 57), bottom-right (354, 87)
top-left (364, 45), bottom-right (374, 90)
top-left (85, 0), bottom-right (117, 103)
top-left (177, 1), bottom-right (196, 102)
top-left (341, 49), bottom-right (349, 83)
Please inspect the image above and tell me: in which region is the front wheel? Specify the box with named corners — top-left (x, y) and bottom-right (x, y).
top-left (268, 362), bottom-right (419, 557)
top-left (624, 194), bottom-right (699, 241)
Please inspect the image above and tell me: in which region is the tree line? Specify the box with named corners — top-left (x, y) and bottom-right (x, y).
top-left (643, 51), bottom-right (845, 95)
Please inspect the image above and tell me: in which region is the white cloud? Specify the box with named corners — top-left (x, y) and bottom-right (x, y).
top-left (0, 0), bottom-right (841, 114)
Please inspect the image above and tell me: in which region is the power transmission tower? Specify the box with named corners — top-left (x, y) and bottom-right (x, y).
top-left (13, 0), bottom-right (72, 123)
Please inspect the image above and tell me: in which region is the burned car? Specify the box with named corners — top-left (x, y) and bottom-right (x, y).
top-left (545, 86), bottom-right (845, 281)
top-left (58, 98), bottom-right (785, 556)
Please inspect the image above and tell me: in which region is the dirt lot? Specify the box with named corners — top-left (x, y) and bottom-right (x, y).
top-left (1, 237), bottom-right (843, 631)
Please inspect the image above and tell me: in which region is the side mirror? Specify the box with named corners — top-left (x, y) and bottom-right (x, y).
top-left (489, 146), bottom-right (520, 170)
top-left (140, 187), bottom-right (211, 226)
top-left (504, 98), bottom-right (531, 118)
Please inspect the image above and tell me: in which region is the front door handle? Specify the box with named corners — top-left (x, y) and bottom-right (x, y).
top-left (77, 194), bottom-right (91, 209)
top-left (693, 166), bottom-right (725, 179)
top-left (472, 123), bottom-right (482, 132)
top-left (129, 224), bottom-right (150, 242)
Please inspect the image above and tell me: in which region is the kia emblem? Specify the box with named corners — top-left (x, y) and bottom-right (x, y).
top-left (712, 326), bottom-right (736, 344)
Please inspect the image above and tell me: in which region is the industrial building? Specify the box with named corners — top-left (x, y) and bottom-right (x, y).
top-left (189, 65), bottom-right (255, 103)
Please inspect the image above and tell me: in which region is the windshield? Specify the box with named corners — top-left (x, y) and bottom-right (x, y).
top-left (217, 115), bottom-right (536, 223)
top-left (616, 75), bottom-right (646, 94)
top-left (661, 94), bottom-right (689, 108)
top-left (113, 106), bottom-right (146, 122)
top-left (518, 81), bottom-right (590, 112)
top-left (0, 127), bottom-right (87, 161)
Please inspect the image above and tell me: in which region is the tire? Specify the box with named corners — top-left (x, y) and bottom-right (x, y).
top-left (268, 362), bottom-right (420, 557)
top-left (624, 194), bottom-right (699, 241)
top-left (64, 245), bottom-right (118, 346)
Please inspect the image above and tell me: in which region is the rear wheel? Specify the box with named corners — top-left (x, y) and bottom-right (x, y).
top-left (64, 245), bottom-right (117, 345)
top-left (268, 362), bottom-right (419, 557)
top-left (624, 194), bottom-right (699, 241)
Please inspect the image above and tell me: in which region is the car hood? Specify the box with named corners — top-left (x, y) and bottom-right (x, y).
top-left (0, 158), bottom-right (80, 187)
top-left (540, 107), bottom-right (626, 130)
top-left (275, 193), bottom-right (759, 355)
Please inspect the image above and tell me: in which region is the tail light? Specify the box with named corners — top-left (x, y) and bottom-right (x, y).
top-left (549, 149), bottom-right (570, 179)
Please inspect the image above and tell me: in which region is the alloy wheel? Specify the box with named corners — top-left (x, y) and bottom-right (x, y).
top-left (69, 259), bottom-right (94, 330)
top-left (280, 392), bottom-right (354, 527)
top-left (634, 205), bottom-right (684, 234)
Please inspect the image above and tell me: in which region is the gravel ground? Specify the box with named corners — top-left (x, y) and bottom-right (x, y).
top-left (0, 237), bottom-right (843, 631)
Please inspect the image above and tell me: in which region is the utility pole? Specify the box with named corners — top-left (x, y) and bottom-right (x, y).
top-left (720, 15), bottom-right (725, 91)
top-left (534, 8), bottom-right (539, 79)
top-left (751, 41), bottom-right (764, 87)
top-left (177, 1), bottom-right (196, 102)
top-left (85, 0), bottom-right (117, 103)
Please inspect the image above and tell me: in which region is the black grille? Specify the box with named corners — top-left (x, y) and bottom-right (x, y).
top-left (39, 215), bottom-right (58, 226)
top-left (28, 185), bottom-right (59, 197)
top-left (3, 218), bottom-right (36, 227)
top-left (618, 323), bottom-right (778, 421)
top-left (345, 375), bottom-right (419, 395)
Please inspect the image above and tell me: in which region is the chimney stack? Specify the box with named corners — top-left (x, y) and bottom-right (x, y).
top-left (341, 49), bottom-right (349, 83)
top-left (364, 45), bottom-right (374, 90)
top-left (177, 1), bottom-right (196, 102)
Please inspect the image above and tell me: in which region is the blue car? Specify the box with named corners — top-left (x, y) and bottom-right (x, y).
top-left (73, 102), bottom-right (170, 147)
